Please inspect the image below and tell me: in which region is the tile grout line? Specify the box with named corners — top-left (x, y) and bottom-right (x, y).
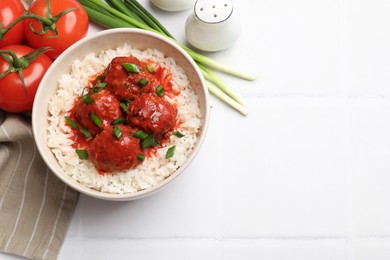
top-left (215, 107), bottom-right (223, 244)
top-left (340, 0), bottom-right (356, 258)
top-left (345, 101), bottom-right (355, 260)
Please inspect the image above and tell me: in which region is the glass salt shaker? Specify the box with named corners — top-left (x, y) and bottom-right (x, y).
top-left (151, 0), bottom-right (197, 11)
top-left (185, 0), bottom-right (241, 52)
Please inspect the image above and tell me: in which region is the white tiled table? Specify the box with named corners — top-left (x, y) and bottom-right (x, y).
top-left (4, 0), bottom-right (390, 259)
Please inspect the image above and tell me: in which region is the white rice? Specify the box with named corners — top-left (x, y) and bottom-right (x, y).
top-left (47, 44), bottom-right (201, 194)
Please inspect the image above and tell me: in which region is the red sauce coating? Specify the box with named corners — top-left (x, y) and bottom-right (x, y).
top-left (104, 56), bottom-right (173, 100)
top-left (88, 125), bottom-right (142, 173)
top-left (67, 55), bottom-right (179, 174)
top-left (74, 89), bottom-right (123, 136)
top-left (128, 93), bottom-right (177, 140)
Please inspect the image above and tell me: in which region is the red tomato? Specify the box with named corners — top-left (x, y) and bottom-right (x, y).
top-left (0, 45), bottom-right (52, 112)
top-left (0, 0), bottom-right (26, 47)
top-left (24, 0), bottom-right (88, 59)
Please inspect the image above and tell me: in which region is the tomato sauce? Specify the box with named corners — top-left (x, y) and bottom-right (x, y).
top-left (66, 55), bottom-right (179, 174)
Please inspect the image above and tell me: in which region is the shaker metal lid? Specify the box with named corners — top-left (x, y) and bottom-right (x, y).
top-left (194, 0), bottom-right (234, 24)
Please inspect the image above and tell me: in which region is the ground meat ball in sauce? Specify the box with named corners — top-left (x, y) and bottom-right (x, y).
top-left (128, 93), bottom-right (178, 140)
top-left (74, 89), bottom-right (123, 136)
top-left (88, 125), bottom-right (142, 173)
top-left (69, 55), bottom-right (179, 174)
top-left (104, 56), bottom-right (162, 100)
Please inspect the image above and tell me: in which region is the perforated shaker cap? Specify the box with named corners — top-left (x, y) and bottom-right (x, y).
top-left (194, 0), bottom-right (234, 24)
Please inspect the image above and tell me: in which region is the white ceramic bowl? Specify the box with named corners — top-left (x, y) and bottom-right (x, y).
top-left (32, 28), bottom-right (210, 201)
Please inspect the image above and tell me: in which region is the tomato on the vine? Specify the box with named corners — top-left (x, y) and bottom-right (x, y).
top-left (24, 0), bottom-right (88, 59)
top-left (0, 0), bottom-right (26, 47)
top-left (0, 45), bottom-right (52, 113)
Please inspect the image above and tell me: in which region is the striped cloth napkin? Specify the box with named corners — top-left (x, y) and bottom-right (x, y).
top-left (0, 111), bottom-right (78, 260)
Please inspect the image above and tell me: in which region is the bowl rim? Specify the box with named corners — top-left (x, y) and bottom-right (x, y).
top-left (32, 28), bottom-right (210, 201)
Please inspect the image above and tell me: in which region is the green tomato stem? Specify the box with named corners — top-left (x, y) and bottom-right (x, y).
top-left (0, 47), bottom-right (51, 95)
top-left (25, 0), bottom-right (79, 37)
top-left (0, 14), bottom-right (28, 40)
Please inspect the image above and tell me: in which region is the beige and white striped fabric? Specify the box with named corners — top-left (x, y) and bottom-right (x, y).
top-left (0, 112), bottom-right (78, 260)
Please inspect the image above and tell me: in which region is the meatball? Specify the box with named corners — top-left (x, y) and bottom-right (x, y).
top-left (127, 93), bottom-right (177, 139)
top-left (104, 56), bottom-right (161, 100)
top-left (88, 125), bottom-right (142, 173)
top-left (75, 89), bottom-right (123, 136)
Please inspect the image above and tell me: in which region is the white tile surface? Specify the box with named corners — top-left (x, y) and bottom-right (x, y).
top-left (58, 238), bottom-right (349, 260)
top-left (3, 0), bottom-right (390, 259)
top-left (352, 238), bottom-right (390, 260)
top-left (236, 0), bottom-right (343, 96)
top-left (59, 239), bottom-right (220, 260)
top-left (219, 98), bottom-right (348, 237)
top-left (218, 239), bottom-right (348, 260)
top-left (346, 0), bottom-right (390, 97)
top-left (348, 100), bottom-right (390, 236)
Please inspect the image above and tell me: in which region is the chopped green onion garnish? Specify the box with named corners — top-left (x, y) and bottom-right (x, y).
top-left (111, 118), bottom-right (126, 125)
top-left (120, 99), bottom-right (130, 112)
top-left (65, 116), bottom-right (78, 129)
top-left (133, 130), bottom-right (148, 140)
top-left (113, 125), bottom-right (122, 139)
top-left (80, 128), bottom-right (92, 138)
top-left (82, 95), bottom-right (94, 104)
top-left (137, 154), bottom-right (145, 161)
top-left (120, 103), bottom-right (128, 112)
top-left (146, 65), bottom-right (155, 73)
top-left (95, 75), bottom-right (104, 81)
top-left (173, 131), bottom-right (184, 138)
top-left (123, 63), bottom-right (140, 73)
top-left (156, 85), bottom-right (164, 97)
top-left (92, 82), bottom-right (107, 93)
top-left (75, 149), bottom-right (88, 160)
top-left (166, 145), bottom-right (176, 159)
top-left (141, 134), bottom-right (159, 150)
top-left (90, 113), bottom-right (102, 128)
top-left (138, 78), bottom-right (149, 87)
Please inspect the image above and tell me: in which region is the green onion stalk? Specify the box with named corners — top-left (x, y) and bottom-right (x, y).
top-left (77, 0), bottom-right (255, 115)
